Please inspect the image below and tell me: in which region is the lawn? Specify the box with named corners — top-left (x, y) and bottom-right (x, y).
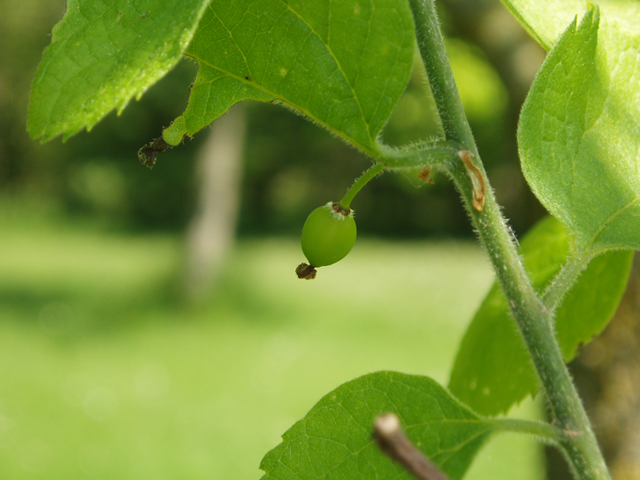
top-left (0, 205), bottom-right (545, 480)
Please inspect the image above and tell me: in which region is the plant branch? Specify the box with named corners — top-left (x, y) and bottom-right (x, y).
top-left (376, 141), bottom-right (461, 170)
top-left (407, 1), bottom-right (476, 149)
top-left (373, 414), bottom-right (567, 480)
top-left (341, 141), bottom-right (461, 209)
top-left (373, 413), bottom-right (451, 480)
top-left (407, 1), bottom-right (610, 478)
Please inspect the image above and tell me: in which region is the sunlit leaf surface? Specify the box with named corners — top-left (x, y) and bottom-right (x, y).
top-left (162, 0), bottom-right (416, 155)
top-left (516, 5), bottom-right (640, 251)
top-left (28, 0), bottom-right (211, 142)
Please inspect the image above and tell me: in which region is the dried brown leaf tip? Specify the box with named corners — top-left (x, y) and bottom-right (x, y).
top-left (458, 150), bottom-right (485, 212)
top-left (296, 263), bottom-right (317, 280)
top-left (138, 136), bottom-right (174, 168)
top-left (418, 166), bottom-right (435, 184)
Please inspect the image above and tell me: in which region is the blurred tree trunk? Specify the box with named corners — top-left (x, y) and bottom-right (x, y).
top-left (183, 105), bottom-right (246, 301)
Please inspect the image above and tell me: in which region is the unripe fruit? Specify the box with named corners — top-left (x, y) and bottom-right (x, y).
top-left (296, 202), bottom-right (356, 279)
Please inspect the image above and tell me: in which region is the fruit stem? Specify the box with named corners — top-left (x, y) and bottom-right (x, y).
top-left (339, 163), bottom-right (385, 209)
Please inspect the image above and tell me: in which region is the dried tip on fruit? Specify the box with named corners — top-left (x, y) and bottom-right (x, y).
top-left (296, 263), bottom-right (317, 280)
top-left (331, 202), bottom-right (351, 216)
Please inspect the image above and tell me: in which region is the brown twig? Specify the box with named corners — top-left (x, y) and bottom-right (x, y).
top-left (373, 413), bottom-right (452, 480)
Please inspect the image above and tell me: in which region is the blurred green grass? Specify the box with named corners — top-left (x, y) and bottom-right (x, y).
top-left (0, 205), bottom-right (545, 480)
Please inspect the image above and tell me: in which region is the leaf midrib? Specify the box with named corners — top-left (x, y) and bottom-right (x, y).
top-left (276, 0), bottom-right (373, 143)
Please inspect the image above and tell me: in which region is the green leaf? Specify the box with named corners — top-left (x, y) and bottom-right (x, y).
top-left (28, 0), bottom-right (211, 142)
top-left (260, 371), bottom-right (497, 480)
top-left (500, 0), bottom-right (640, 50)
top-left (518, 6), bottom-right (640, 252)
top-left (161, 0), bottom-right (416, 155)
top-left (555, 251), bottom-right (634, 361)
top-left (448, 216), bottom-right (633, 416)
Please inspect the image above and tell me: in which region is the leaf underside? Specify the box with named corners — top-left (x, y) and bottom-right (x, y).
top-left (260, 371), bottom-right (497, 480)
top-left (161, 0), bottom-right (416, 156)
top-left (516, 5), bottom-right (640, 252)
top-left (449, 216), bottom-right (633, 416)
top-left (28, 0), bottom-right (211, 142)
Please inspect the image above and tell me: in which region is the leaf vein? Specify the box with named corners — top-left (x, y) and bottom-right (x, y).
top-left (588, 194), bottom-right (640, 248)
top-left (275, 0), bottom-right (372, 143)
top-left (207, 3), bottom-right (255, 82)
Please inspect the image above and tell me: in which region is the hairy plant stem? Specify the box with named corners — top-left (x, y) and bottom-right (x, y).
top-left (542, 252), bottom-right (594, 313)
top-left (491, 418), bottom-right (567, 444)
top-left (339, 163), bottom-right (384, 209)
top-left (407, 1), bottom-right (610, 478)
top-left (376, 141), bottom-right (461, 170)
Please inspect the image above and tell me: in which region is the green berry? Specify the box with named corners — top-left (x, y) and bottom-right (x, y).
top-left (300, 202), bottom-right (357, 269)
